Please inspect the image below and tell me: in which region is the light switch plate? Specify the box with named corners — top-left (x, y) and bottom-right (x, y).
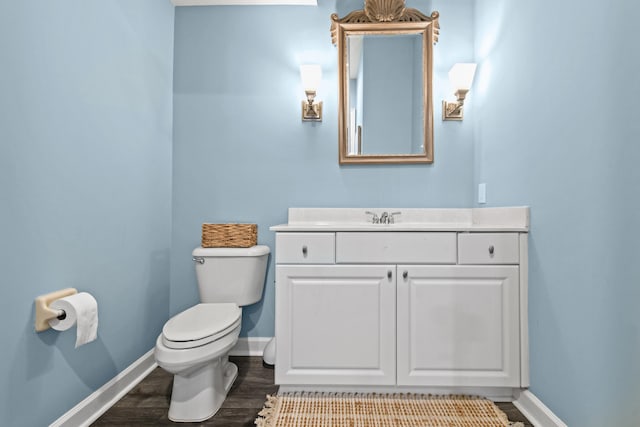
top-left (478, 183), bottom-right (487, 204)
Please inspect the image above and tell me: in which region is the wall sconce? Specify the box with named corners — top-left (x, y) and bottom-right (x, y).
top-left (300, 64), bottom-right (322, 122)
top-left (442, 63), bottom-right (477, 121)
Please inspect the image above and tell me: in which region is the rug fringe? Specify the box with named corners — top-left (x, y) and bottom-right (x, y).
top-left (277, 391), bottom-right (492, 400)
top-left (254, 394), bottom-right (278, 427)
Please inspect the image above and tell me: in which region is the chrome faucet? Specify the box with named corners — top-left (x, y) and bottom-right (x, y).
top-left (365, 211), bottom-right (380, 224)
top-left (366, 210), bottom-right (401, 224)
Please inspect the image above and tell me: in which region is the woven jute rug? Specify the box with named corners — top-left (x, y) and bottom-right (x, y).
top-left (255, 393), bottom-right (524, 427)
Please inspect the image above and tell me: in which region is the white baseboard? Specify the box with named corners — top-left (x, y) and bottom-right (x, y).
top-left (50, 349), bottom-right (157, 427)
top-left (229, 337), bottom-right (272, 356)
top-left (513, 389), bottom-right (567, 427)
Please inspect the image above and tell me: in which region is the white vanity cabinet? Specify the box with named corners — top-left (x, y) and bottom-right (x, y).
top-left (275, 264), bottom-right (396, 385)
top-left (396, 264), bottom-right (520, 387)
top-left (271, 208), bottom-right (529, 393)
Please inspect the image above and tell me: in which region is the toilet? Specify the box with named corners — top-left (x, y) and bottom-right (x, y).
top-left (154, 245), bottom-right (270, 422)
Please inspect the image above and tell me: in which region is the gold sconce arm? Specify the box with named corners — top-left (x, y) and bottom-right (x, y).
top-left (442, 89), bottom-right (469, 120)
top-left (302, 90), bottom-right (322, 121)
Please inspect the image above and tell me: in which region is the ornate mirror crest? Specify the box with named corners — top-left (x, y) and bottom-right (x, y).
top-left (331, 0), bottom-right (439, 46)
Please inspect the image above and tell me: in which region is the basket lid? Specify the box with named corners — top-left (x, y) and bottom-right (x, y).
top-left (192, 245), bottom-right (270, 257)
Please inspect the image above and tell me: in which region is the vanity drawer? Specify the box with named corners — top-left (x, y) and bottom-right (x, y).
top-left (457, 233), bottom-right (519, 264)
top-left (276, 233), bottom-right (335, 264)
top-left (336, 232), bottom-right (457, 264)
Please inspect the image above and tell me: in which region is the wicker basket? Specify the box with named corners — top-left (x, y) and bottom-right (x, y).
top-left (201, 223), bottom-right (257, 248)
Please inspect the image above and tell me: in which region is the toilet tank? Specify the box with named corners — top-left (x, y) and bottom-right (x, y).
top-left (192, 245), bottom-right (270, 306)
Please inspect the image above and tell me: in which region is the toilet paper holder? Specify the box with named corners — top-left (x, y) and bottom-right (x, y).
top-left (34, 288), bottom-right (77, 332)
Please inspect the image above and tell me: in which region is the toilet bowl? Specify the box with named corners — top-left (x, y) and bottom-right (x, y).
top-left (154, 245), bottom-right (270, 423)
top-left (154, 303), bottom-right (242, 422)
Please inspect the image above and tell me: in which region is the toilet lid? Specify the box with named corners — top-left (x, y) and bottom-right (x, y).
top-left (162, 303), bottom-right (241, 343)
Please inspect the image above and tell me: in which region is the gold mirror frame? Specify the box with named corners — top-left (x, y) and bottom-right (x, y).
top-left (331, 0), bottom-right (439, 164)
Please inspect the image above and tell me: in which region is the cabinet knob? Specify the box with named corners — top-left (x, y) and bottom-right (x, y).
top-left (488, 245), bottom-right (495, 255)
top-left (402, 271), bottom-right (408, 279)
top-left (302, 245), bottom-right (308, 256)
top-left (387, 270), bottom-right (392, 279)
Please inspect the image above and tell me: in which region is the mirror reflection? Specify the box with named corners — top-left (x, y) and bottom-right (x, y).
top-left (346, 33), bottom-right (424, 156)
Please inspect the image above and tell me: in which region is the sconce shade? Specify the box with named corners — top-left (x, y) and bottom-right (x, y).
top-left (448, 63), bottom-right (477, 91)
top-left (300, 64), bottom-right (322, 92)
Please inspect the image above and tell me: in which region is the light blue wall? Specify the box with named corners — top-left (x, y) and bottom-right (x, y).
top-left (171, 0), bottom-right (476, 336)
top-left (474, 0), bottom-right (640, 425)
top-left (0, 1), bottom-right (174, 425)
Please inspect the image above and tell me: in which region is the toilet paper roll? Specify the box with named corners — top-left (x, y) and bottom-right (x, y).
top-left (49, 292), bottom-right (98, 348)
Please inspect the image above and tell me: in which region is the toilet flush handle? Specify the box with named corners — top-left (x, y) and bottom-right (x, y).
top-left (192, 256), bottom-right (205, 264)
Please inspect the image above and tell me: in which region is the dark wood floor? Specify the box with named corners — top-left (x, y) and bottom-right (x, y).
top-left (93, 356), bottom-right (532, 426)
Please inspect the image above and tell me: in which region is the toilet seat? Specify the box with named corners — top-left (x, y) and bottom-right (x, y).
top-left (162, 303), bottom-right (241, 350)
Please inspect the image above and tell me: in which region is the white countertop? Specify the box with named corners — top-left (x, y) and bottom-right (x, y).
top-left (270, 207), bottom-right (529, 232)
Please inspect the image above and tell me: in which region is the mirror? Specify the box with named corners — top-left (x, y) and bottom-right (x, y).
top-left (331, 0), bottom-right (439, 164)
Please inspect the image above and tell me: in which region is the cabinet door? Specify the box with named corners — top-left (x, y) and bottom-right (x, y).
top-left (397, 265), bottom-right (520, 387)
top-left (275, 265), bottom-right (396, 385)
